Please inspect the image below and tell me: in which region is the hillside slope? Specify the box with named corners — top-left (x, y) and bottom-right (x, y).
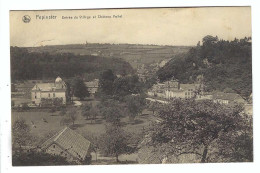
top-left (26, 43), bottom-right (191, 69)
top-left (11, 47), bottom-right (134, 81)
top-left (157, 36), bottom-right (252, 99)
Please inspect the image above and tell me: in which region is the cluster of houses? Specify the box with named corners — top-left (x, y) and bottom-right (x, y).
top-left (137, 59), bottom-right (171, 82)
top-left (147, 78), bottom-right (247, 106)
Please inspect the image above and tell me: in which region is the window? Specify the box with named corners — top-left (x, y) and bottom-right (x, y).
top-left (53, 145), bottom-right (55, 148)
top-left (35, 92), bottom-right (37, 99)
top-left (53, 93), bottom-right (55, 97)
top-left (48, 93), bottom-right (50, 98)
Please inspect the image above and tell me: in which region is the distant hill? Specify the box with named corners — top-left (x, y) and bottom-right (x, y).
top-left (26, 43), bottom-right (191, 69)
top-left (10, 47), bottom-right (134, 81)
top-left (157, 36), bottom-right (252, 99)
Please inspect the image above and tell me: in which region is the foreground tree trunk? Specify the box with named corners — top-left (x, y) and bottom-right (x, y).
top-left (116, 155), bottom-right (119, 163)
top-left (201, 146), bottom-right (208, 163)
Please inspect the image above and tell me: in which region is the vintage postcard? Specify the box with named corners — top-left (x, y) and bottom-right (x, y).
top-left (10, 7), bottom-right (252, 166)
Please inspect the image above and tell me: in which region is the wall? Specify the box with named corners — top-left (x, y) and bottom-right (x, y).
top-left (45, 143), bottom-right (76, 163)
top-left (31, 92), bottom-right (41, 105)
top-left (31, 91), bottom-right (67, 105)
top-left (165, 90), bottom-right (185, 99)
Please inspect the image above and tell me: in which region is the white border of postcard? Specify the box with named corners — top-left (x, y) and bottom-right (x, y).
top-left (1, 0), bottom-right (260, 173)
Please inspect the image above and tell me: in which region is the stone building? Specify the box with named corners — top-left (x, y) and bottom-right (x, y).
top-left (41, 127), bottom-right (91, 164)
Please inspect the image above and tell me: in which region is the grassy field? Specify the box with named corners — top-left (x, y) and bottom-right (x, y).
top-left (12, 108), bottom-right (155, 139)
top-left (12, 106), bottom-right (156, 164)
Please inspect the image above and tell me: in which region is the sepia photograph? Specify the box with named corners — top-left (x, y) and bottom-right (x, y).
top-left (9, 7), bottom-right (253, 166)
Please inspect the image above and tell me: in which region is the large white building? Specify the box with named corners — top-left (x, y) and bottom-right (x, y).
top-left (31, 77), bottom-right (69, 106)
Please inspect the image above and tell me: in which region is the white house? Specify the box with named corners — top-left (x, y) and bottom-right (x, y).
top-left (31, 77), bottom-right (69, 106)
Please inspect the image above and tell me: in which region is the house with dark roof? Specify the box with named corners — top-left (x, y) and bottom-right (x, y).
top-left (41, 127), bottom-right (92, 163)
top-left (31, 77), bottom-right (69, 106)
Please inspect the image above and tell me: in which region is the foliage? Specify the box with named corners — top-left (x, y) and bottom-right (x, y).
top-left (59, 107), bottom-right (67, 116)
top-left (21, 103), bottom-right (29, 110)
top-left (49, 107), bottom-right (57, 113)
top-left (128, 131), bottom-right (146, 152)
top-left (83, 155), bottom-right (92, 165)
top-left (124, 95), bottom-right (145, 121)
top-left (12, 119), bottom-right (32, 149)
top-left (144, 76), bottom-right (157, 90)
top-left (71, 77), bottom-right (90, 100)
top-left (148, 101), bottom-right (160, 115)
top-left (98, 69), bottom-right (117, 96)
top-left (88, 107), bottom-right (99, 123)
top-left (218, 129), bottom-right (253, 162)
top-left (98, 100), bottom-right (124, 125)
top-left (202, 35), bottom-right (219, 44)
top-left (12, 150), bottom-right (74, 166)
top-left (81, 103), bottom-right (92, 120)
top-left (148, 99), bottom-right (252, 163)
top-left (64, 80), bottom-right (71, 100)
top-left (81, 103), bottom-right (99, 123)
top-left (10, 47), bottom-right (134, 81)
top-left (157, 36), bottom-right (252, 99)
top-left (61, 108), bottom-right (78, 126)
top-left (98, 69), bottom-right (144, 99)
top-left (41, 98), bottom-right (63, 107)
top-left (60, 117), bottom-right (72, 126)
top-left (68, 108), bottom-right (78, 125)
top-left (98, 125), bottom-right (130, 162)
top-left (113, 75), bottom-right (143, 98)
top-left (83, 133), bottom-right (100, 162)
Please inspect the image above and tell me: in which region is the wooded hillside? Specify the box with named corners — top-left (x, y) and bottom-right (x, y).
top-left (10, 47), bottom-right (134, 81)
top-left (157, 36), bottom-right (252, 98)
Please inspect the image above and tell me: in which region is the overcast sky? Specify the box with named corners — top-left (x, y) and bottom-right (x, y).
top-left (10, 7), bottom-right (251, 47)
